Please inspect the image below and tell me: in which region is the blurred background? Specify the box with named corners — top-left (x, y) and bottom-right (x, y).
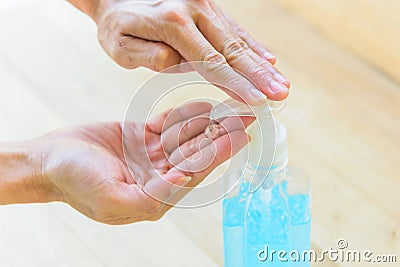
top-left (0, 0), bottom-right (399, 266)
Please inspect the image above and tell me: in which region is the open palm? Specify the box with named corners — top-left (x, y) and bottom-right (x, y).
top-left (40, 102), bottom-right (250, 224)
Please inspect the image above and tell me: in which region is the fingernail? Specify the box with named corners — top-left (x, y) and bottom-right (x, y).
top-left (170, 176), bottom-right (192, 194)
top-left (270, 81), bottom-right (289, 94)
top-left (249, 88), bottom-right (266, 104)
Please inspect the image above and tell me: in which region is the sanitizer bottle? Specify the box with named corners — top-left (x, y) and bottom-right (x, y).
top-left (218, 100), bottom-right (311, 267)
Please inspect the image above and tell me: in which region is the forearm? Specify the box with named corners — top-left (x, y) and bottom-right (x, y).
top-left (0, 142), bottom-right (53, 204)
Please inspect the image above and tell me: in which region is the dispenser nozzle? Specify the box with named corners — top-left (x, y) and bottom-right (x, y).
top-left (209, 98), bottom-right (285, 121)
top-left (210, 98), bottom-right (288, 193)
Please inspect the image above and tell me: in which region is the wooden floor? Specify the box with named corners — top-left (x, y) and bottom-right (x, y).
top-left (0, 0), bottom-right (399, 266)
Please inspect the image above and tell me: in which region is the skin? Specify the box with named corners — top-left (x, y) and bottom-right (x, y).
top-left (0, 103), bottom-right (253, 225)
top-left (68, 0), bottom-right (291, 104)
top-left (0, 0), bottom-right (288, 225)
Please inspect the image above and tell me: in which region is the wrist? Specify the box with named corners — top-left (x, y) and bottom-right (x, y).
top-left (0, 141), bottom-right (57, 204)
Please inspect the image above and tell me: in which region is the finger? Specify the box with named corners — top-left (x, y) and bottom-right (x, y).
top-left (161, 114), bottom-right (210, 154)
top-left (109, 35), bottom-right (184, 71)
top-left (233, 24), bottom-right (277, 65)
top-left (122, 121), bottom-right (156, 186)
top-left (161, 130), bottom-right (250, 214)
top-left (196, 15), bottom-right (290, 100)
top-left (167, 24), bottom-right (270, 105)
top-left (171, 130), bottom-right (250, 182)
top-left (211, 4), bottom-right (277, 64)
top-left (147, 102), bottom-right (212, 134)
top-left (168, 116), bottom-right (254, 165)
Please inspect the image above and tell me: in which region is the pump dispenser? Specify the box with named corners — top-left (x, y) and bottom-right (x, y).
top-left (215, 99), bottom-right (311, 267)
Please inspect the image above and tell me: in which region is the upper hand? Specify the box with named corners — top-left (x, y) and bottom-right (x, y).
top-left (93, 0), bottom-right (290, 104)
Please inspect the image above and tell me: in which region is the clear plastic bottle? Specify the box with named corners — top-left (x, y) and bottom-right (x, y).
top-left (243, 167), bottom-right (290, 266)
top-left (286, 167), bottom-right (311, 266)
top-left (242, 167), bottom-right (311, 266)
top-left (220, 101), bottom-right (311, 267)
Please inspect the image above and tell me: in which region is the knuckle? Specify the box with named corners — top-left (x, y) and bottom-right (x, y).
top-left (249, 66), bottom-right (270, 80)
top-left (203, 51), bottom-right (227, 66)
top-left (223, 38), bottom-right (248, 61)
top-left (259, 60), bottom-right (274, 70)
top-left (116, 36), bottom-right (130, 52)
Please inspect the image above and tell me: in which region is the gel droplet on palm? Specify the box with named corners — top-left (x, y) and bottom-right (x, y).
top-left (205, 122), bottom-right (220, 139)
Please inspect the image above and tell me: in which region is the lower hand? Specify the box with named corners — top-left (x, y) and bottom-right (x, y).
top-left (23, 102), bottom-right (251, 224)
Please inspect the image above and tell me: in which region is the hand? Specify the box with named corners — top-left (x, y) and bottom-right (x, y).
top-left (69, 0), bottom-right (290, 104)
top-left (30, 102), bottom-right (251, 224)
